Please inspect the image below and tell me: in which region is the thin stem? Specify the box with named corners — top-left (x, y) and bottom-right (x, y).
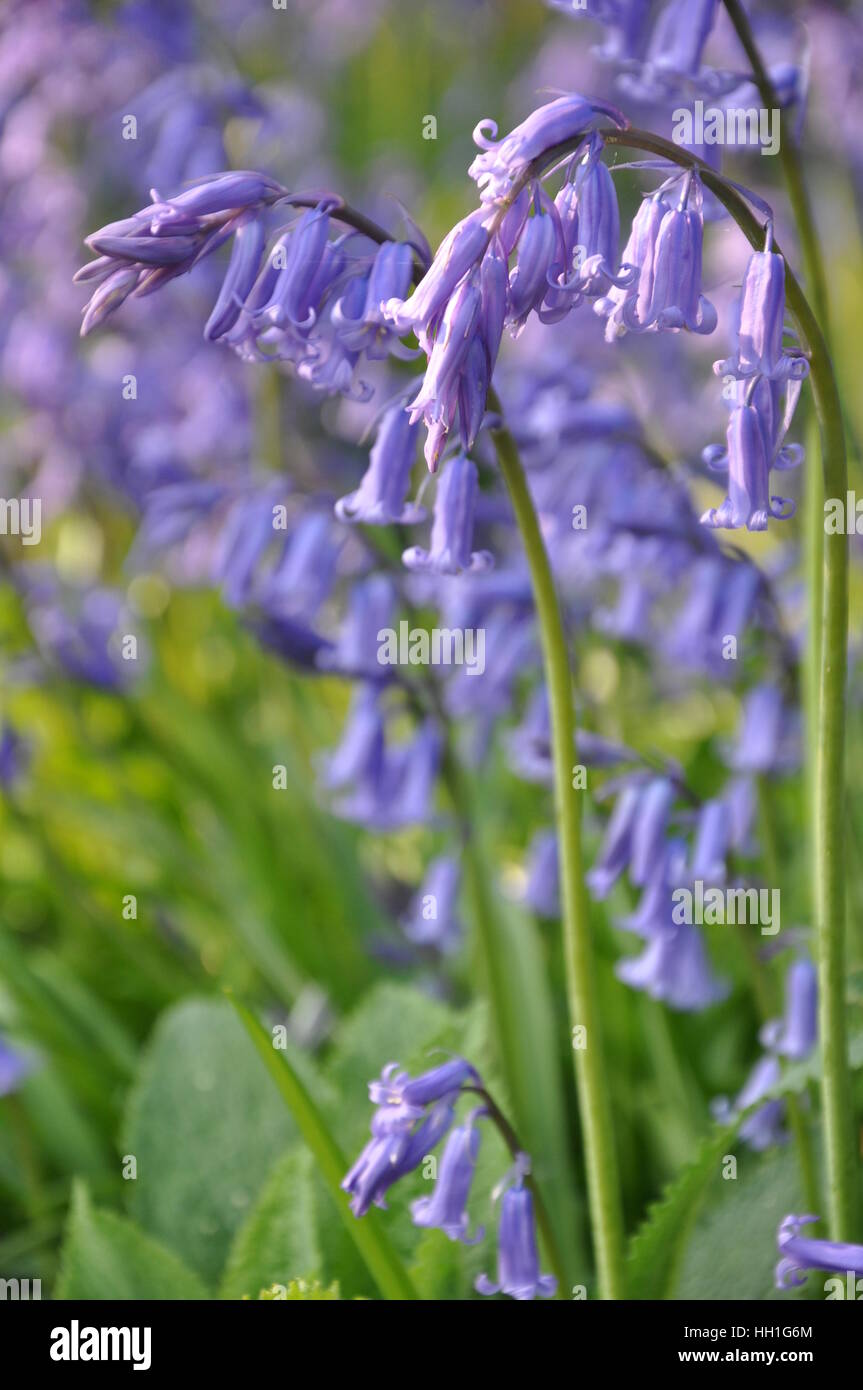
top-left (488, 388), bottom-right (626, 1301)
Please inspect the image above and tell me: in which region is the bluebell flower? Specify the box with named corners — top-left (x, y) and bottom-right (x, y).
top-left (524, 829), bottom-right (560, 918)
top-left (776, 1215), bottom-right (863, 1290)
top-left (0, 1036), bottom-right (32, 1097)
top-left (254, 512), bottom-right (341, 622)
top-left (342, 1097), bottom-right (455, 1217)
top-left (403, 856), bottom-right (463, 954)
top-left (402, 455), bottom-right (493, 576)
top-left (595, 193), bottom-right (665, 340)
top-left (616, 921), bottom-right (728, 1011)
top-left (642, 0), bottom-right (720, 88)
top-left (761, 958), bottom-right (817, 1061)
top-left (321, 686), bottom-right (385, 794)
top-left (508, 189), bottom-right (561, 335)
top-left (588, 775), bottom-right (675, 897)
top-left (411, 1111), bottom-right (484, 1243)
top-left (714, 241), bottom-right (810, 384)
top-left (316, 576), bottom-right (396, 682)
top-left (701, 399), bottom-right (795, 532)
top-left (332, 240), bottom-right (415, 359)
top-left (469, 94), bottom-right (612, 204)
top-left (369, 1056), bottom-right (480, 1113)
top-left (689, 798), bottom-right (731, 884)
top-left (728, 684), bottom-right (800, 775)
top-left (335, 403), bottom-right (425, 526)
top-left (0, 724), bottom-right (29, 789)
top-left (383, 209), bottom-right (491, 349)
top-left (713, 1053), bottom-right (787, 1152)
top-left (544, 138), bottom-right (634, 321)
top-left (475, 1175), bottom-right (557, 1300)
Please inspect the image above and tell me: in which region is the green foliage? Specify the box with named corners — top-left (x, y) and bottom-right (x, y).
top-left (56, 1184), bottom-right (209, 1300)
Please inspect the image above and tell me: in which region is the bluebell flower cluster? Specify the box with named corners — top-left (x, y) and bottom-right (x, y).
top-left (343, 1056), bottom-right (557, 1299)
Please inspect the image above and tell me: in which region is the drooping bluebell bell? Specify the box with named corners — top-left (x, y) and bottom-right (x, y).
top-left (331, 240), bottom-right (416, 359)
top-left (775, 1215), bottom-right (863, 1290)
top-left (543, 137), bottom-right (634, 320)
top-left (316, 575), bottom-right (396, 683)
top-left (77, 171), bottom-right (284, 335)
top-left (727, 683), bottom-right (800, 775)
top-left (760, 958), bottom-right (817, 1061)
top-left (342, 1096), bottom-right (455, 1217)
top-left (326, 702), bottom-right (441, 831)
top-left (0, 1036), bottom-right (32, 1096)
top-left (594, 193), bottom-right (666, 340)
top-left (402, 855), bottom-right (463, 954)
top-left (713, 1053), bottom-right (787, 1152)
top-left (369, 1055), bottom-right (480, 1112)
top-left (23, 578), bottom-right (136, 691)
top-left (402, 455), bottom-right (493, 576)
top-left (714, 238), bottom-right (810, 384)
top-left (640, 0), bottom-right (720, 89)
top-left (0, 724), bottom-right (29, 789)
top-left (404, 272), bottom-right (483, 469)
top-left (335, 402), bottom-right (425, 526)
top-left (210, 483), bottom-right (285, 609)
top-left (254, 512), bottom-right (341, 623)
top-left (320, 685), bottom-right (385, 795)
top-left (508, 187), bottom-right (561, 336)
top-left (475, 1172), bottom-right (557, 1300)
top-left (616, 920), bottom-right (728, 1011)
top-left (548, 2), bottom-right (653, 68)
top-left (701, 398), bottom-right (795, 532)
top-left (411, 1110), bottom-right (484, 1243)
top-left (689, 797), bottom-right (731, 884)
top-left (383, 208), bottom-right (492, 349)
top-left (469, 94), bottom-right (617, 204)
top-left (587, 774), bottom-right (675, 897)
top-left (524, 829), bottom-right (560, 918)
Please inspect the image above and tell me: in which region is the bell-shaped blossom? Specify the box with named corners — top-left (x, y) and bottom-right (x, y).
top-left (524, 829), bottom-right (560, 918)
top-left (644, 0), bottom-right (719, 84)
top-left (402, 455), bottom-right (493, 576)
top-left (760, 958), bottom-right (817, 1061)
top-left (335, 405), bottom-right (425, 526)
top-left (317, 576), bottom-right (396, 682)
top-left (383, 208), bottom-right (491, 348)
top-left (469, 94), bottom-right (606, 203)
top-left (544, 139), bottom-right (634, 320)
top-left (332, 240), bottom-right (415, 358)
top-left (713, 1054), bottom-right (787, 1151)
top-left (616, 921), bottom-right (728, 1011)
top-left (369, 1057), bottom-right (479, 1112)
top-left (689, 798), bottom-right (731, 884)
top-left (403, 856), bottom-right (463, 954)
top-left (728, 684), bottom-right (800, 775)
top-left (342, 1097), bottom-right (455, 1217)
top-left (701, 401), bottom-right (795, 532)
top-left (714, 246), bottom-right (809, 383)
top-left (475, 1176), bottom-right (557, 1300)
top-left (320, 686), bottom-right (385, 794)
top-left (775, 1215), bottom-right (863, 1290)
top-left (412, 1113), bottom-right (484, 1243)
top-left (508, 189), bottom-right (561, 335)
top-left (595, 194), bottom-right (665, 339)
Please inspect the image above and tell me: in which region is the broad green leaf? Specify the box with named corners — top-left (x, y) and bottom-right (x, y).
top-left (627, 1124), bottom-right (737, 1300)
top-left (220, 1148), bottom-right (319, 1299)
top-left (56, 1184), bottom-right (208, 1300)
top-left (233, 999), bottom-right (419, 1300)
top-left (677, 1146), bottom-right (807, 1300)
top-left (124, 998), bottom-right (300, 1283)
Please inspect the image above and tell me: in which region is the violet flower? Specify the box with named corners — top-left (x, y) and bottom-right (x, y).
top-left (475, 1174), bottom-right (557, 1300)
top-left (469, 94), bottom-right (612, 204)
top-left (616, 921), bottom-right (728, 1011)
top-left (760, 958), bottom-right (817, 1061)
top-left (411, 1112), bottom-right (484, 1243)
top-left (402, 455), bottom-right (493, 576)
top-left (714, 241), bottom-right (809, 384)
top-left (335, 403), bottom-right (425, 526)
top-left (524, 829), bottom-right (561, 919)
top-left (776, 1216), bottom-right (863, 1290)
top-left (403, 856), bottom-right (463, 954)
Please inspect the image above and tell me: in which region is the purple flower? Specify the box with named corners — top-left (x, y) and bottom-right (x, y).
top-left (402, 455), bottom-right (493, 576)
top-left (728, 684), bottom-right (800, 775)
top-left (342, 1097), bottom-right (455, 1217)
top-left (616, 922), bottom-right (728, 1011)
top-left (644, 0), bottom-right (719, 83)
top-left (469, 95), bottom-right (607, 204)
top-left (0, 724), bottom-right (29, 789)
top-left (332, 240), bottom-right (415, 358)
top-left (775, 1215), bottom-right (863, 1290)
top-left (403, 856), bottom-right (462, 954)
top-left (369, 1056), bottom-right (479, 1111)
top-left (383, 209), bottom-right (491, 348)
top-left (524, 829), bottom-right (560, 918)
top-left (316, 576), bottom-right (396, 682)
top-left (701, 400), bottom-right (795, 532)
top-left (689, 798), bottom-right (731, 884)
top-left (508, 189), bottom-right (561, 335)
top-left (595, 194), bottom-right (665, 339)
top-left (475, 1177), bottom-right (557, 1300)
top-left (411, 1113), bottom-right (484, 1243)
top-left (588, 775), bottom-right (675, 897)
top-left (0, 1037), bottom-right (32, 1097)
top-left (761, 958), bottom-right (817, 1061)
top-left (713, 1053), bottom-right (786, 1151)
top-left (714, 244), bottom-right (809, 384)
top-left (335, 403), bottom-right (425, 526)
top-left (544, 139), bottom-right (634, 320)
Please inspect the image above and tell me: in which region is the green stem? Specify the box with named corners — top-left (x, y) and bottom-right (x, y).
top-left (584, 125), bottom-right (857, 1243)
top-left (488, 390), bottom-right (626, 1300)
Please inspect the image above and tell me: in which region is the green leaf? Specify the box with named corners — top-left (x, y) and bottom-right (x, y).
top-left (56, 1184), bottom-right (209, 1300)
top-left (232, 998), bottom-right (420, 1301)
top-left (220, 1148), bottom-right (320, 1299)
top-left (627, 1124), bottom-right (737, 1300)
top-left (677, 1145), bottom-right (807, 1300)
top-left (124, 998), bottom-right (299, 1284)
